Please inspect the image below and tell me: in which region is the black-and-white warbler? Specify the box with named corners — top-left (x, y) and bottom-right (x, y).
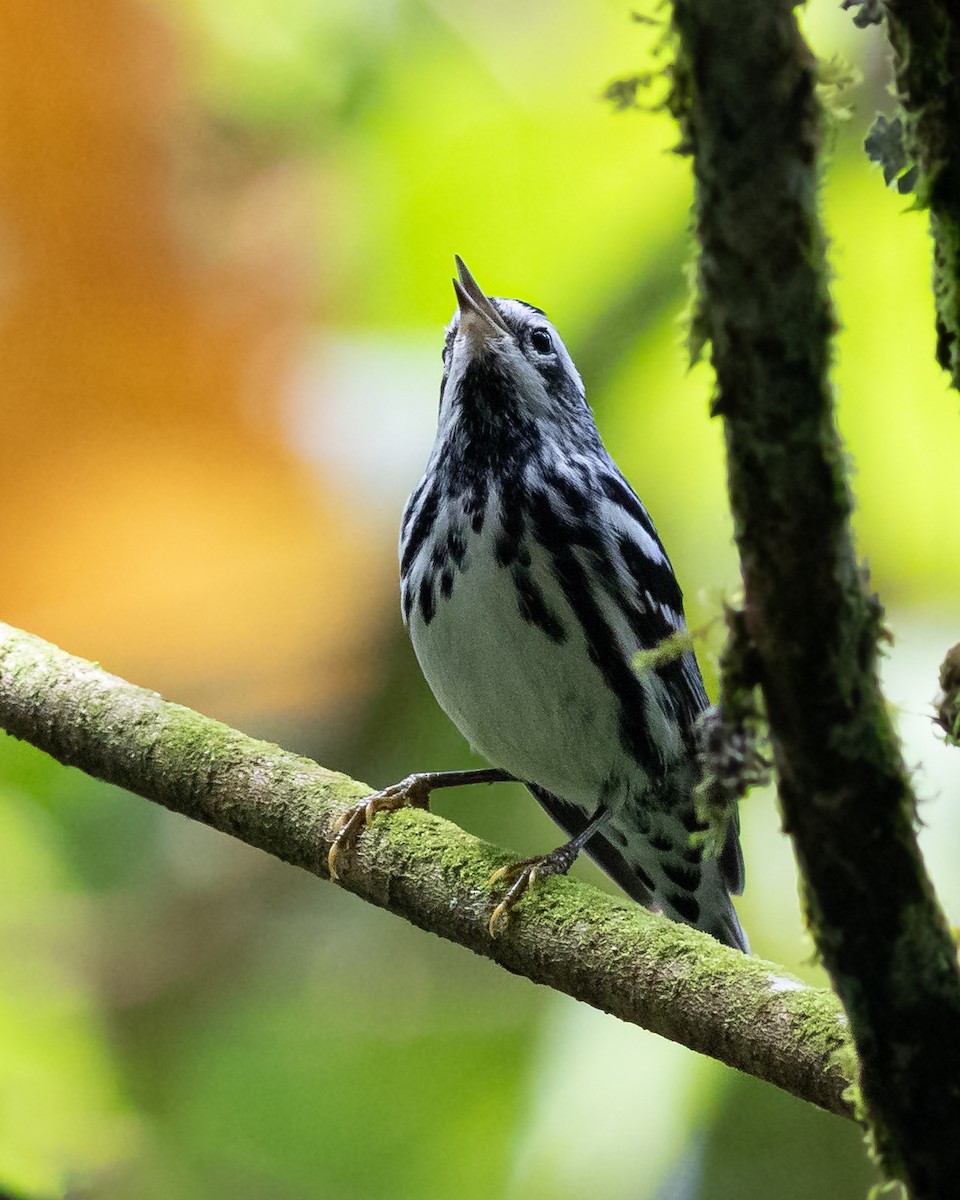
top-left (330, 258), bottom-right (748, 952)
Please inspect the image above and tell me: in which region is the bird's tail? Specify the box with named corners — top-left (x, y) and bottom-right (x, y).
top-left (694, 890), bottom-right (750, 954)
top-left (526, 783), bottom-right (749, 953)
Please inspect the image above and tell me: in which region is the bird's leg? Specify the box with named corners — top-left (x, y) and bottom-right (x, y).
top-left (487, 804), bottom-right (610, 937)
top-left (327, 768), bottom-right (515, 879)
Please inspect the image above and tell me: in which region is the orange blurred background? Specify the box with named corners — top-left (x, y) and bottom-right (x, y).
top-left (0, 1), bottom-right (388, 732)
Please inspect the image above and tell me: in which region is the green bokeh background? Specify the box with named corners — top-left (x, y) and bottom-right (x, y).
top-left (3, 2), bottom-right (957, 1197)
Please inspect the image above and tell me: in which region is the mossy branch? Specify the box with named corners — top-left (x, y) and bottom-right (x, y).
top-left (0, 620), bottom-right (854, 1116)
top-left (883, 1), bottom-right (960, 390)
top-left (669, 0), bottom-right (960, 1194)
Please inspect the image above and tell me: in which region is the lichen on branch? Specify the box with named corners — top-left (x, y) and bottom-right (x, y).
top-left (882, 1), bottom-right (960, 390)
top-left (669, 0), bottom-right (960, 1193)
top-left (0, 619), bottom-right (854, 1117)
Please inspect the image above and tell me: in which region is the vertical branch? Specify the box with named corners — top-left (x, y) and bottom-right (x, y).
top-left (883, 1), bottom-right (960, 390)
top-left (669, 0), bottom-right (960, 1194)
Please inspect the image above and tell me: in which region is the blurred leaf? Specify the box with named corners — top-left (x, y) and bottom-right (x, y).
top-left (0, 0), bottom-right (391, 735)
top-left (0, 779), bottom-right (139, 1197)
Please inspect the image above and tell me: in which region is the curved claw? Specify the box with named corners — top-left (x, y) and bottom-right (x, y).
top-left (327, 792), bottom-right (392, 880)
top-left (487, 863), bottom-right (540, 937)
top-left (327, 804), bottom-right (369, 880)
top-left (488, 900), bottom-right (509, 939)
top-left (487, 863), bottom-right (513, 888)
top-left (326, 768), bottom-right (516, 891)
top-left (326, 775), bottom-right (439, 882)
top-left (485, 828), bottom-right (592, 937)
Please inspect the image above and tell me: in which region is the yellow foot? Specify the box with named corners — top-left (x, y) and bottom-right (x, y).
top-left (486, 839), bottom-right (582, 937)
top-left (327, 774), bottom-right (433, 880)
top-left (326, 767), bottom-right (513, 881)
top-left (487, 860), bottom-right (542, 937)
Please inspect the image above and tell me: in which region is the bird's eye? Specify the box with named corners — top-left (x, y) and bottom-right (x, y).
top-left (530, 328), bottom-right (553, 355)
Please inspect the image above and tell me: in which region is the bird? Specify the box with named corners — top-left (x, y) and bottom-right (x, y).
top-left (329, 256), bottom-right (748, 952)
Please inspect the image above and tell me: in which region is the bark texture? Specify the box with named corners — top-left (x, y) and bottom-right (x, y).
top-left (0, 620), bottom-right (854, 1117)
top-left (884, 0), bottom-right (960, 389)
top-left (669, 1), bottom-right (960, 1194)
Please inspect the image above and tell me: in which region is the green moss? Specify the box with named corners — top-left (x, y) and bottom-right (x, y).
top-left (159, 705), bottom-right (242, 766)
top-left (781, 986), bottom-right (856, 1076)
top-left (632, 629), bottom-right (695, 677)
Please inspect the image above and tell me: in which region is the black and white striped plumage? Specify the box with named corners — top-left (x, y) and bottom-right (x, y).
top-left (399, 258), bottom-right (747, 951)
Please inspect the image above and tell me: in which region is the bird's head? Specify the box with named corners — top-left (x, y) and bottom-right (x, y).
top-left (437, 257), bottom-right (595, 449)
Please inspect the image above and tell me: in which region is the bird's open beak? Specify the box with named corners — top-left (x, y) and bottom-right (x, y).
top-left (453, 256), bottom-right (511, 349)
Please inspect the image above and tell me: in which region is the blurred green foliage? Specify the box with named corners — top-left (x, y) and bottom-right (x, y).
top-left (4, 0), bottom-right (957, 1196)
